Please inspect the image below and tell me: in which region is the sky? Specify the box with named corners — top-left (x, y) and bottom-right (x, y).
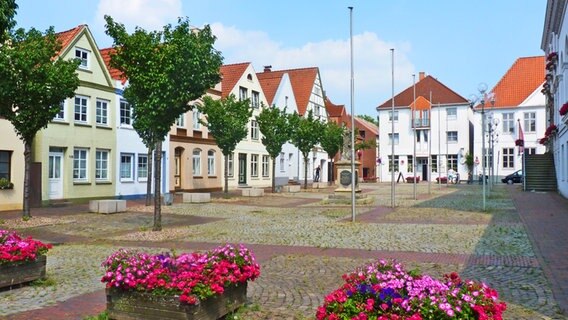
top-left (14, 0), bottom-right (545, 117)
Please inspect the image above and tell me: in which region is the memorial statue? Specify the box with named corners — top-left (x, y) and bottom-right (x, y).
top-left (341, 126), bottom-right (352, 161)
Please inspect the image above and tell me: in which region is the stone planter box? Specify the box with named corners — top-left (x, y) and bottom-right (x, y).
top-left (89, 200), bottom-right (127, 214)
top-left (0, 255), bottom-right (47, 289)
top-left (106, 283), bottom-right (247, 320)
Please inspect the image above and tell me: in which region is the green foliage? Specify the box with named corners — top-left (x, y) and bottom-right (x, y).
top-left (83, 311), bottom-right (109, 320)
top-left (289, 110), bottom-right (324, 188)
top-left (30, 277), bottom-right (57, 287)
top-left (465, 152), bottom-right (474, 172)
top-left (320, 121), bottom-right (344, 160)
top-left (0, 0), bottom-right (17, 42)
top-left (257, 105), bottom-right (291, 158)
top-left (0, 27), bottom-right (80, 144)
top-left (199, 95), bottom-right (252, 193)
top-left (356, 114), bottom-right (378, 126)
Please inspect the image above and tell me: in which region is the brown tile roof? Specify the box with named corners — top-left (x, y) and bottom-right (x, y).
top-left (354, 117), bottom-right (378, 135)
top-left (220, 62), bottom-right (251, 98)
top-left (410, 96), bottom-right (432, 110)
top-left (258, 67), bottom-right (319, 115)
top-left (377, 75), bottom-right (468, 109)
top-left (99, 47), bottom-right (124, 81)
top-left (256, 71), bottom-right (284, 106)
top-left (483, 56), bottom-right (545, 109)
top-left (325, 97), bottom-right (346, 117)
top-left (55, 25), bottom-right (85, 56)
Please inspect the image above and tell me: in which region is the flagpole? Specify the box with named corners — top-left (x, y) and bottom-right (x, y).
top-left (348, 6), bottom-right (356, 222)
top-left (428, 91), bottom-right (432, 194)
top-left (412, 74), bottom-right (417, 200)
top-left (438, 102), bottom-right (441, 189)
top-left (390, 48), bottom-right (395, 208)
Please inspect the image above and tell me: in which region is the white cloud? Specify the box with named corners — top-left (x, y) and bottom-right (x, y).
top-left (95, 0), bottom-right (182, 32)
top-left (211, 23), bottom-right (414, 115)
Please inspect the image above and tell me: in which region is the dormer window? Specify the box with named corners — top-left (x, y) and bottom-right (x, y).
top-left (75, 48), bottom-right (89, 69)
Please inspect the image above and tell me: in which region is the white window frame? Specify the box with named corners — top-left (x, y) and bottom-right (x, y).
top-left (388, 133), bottom-right (399, 145)
top-left (524, 112), bottom-right (536, 133)
top-left (96, 99), bottom-right (109, 126)
top-left (207, 150), bottom-right (215, 176)
top-left (388, 155), bottom-right (399, 172)
top-left (388, 111), bottom-right (399, 122)
top-left (73, 148), bottom-right (88, 182)
top-left (502, 113), bottom-right (514, 134)
top-left (431, 155), bottom-right (438, 173)
top-left (447, 154), bottom-right (458, 171)
top-left (446, 107), bottom-right (457, 120)
top-left (262, 155), bottom-right (269, 177)
top-left (227, 153), bottom-right (234, 177)
top-left (193, 110), bottom-right (201, 129)
top-left (137, 154), bottom-right (148, 181)
top-left (251, 91), bottom-right (260, 109)
top-left (192, 149), bottom-right (202, 176)
top-left (120, 100), bottom-right (132, 126)
top-left (176, 114), bottom-right (185, 127)
top-left (120, 153), bottom-right (134, 182)
top-left (447, 131), bottom-right (458, 142)
top-left (503, 148), bottom-right (514, 168)
top-left (95, 150), bottom-right (110, 181)
top-left (251, 120), bottom-right (259, 140)
top-left (251, 154), bottom-right (259, 177)
top-left (239, 86), bottom-right (248, 101)
top-left (75, 47), bottom-right (89, 69)
top-left (279, 152), bottom-right (285, 172)
top-left (54, 101), bottom-right (66, 121)
top-left (74, 95), bottom-right (88, 123)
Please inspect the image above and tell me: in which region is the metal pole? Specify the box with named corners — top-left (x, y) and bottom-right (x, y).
top-left (390, 48), bottom-right (395, 208)
top-left (428, 91), bottom-right (432, 194)
top-left (481, 99), bottom-right (486, 211)
top-left (438, 103), bottom-right (441, 189)
top-left (348, 6), bottom-right (356, 222)
top-left (413, 74), bottom-right (417, 200)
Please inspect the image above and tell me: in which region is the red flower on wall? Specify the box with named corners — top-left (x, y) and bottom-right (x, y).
top-left (560, 102), bottom-right (568, 116)
top-left (545, 124), bottom-right (558, 136)
top-left (515, 139), bottom-right (524, 147)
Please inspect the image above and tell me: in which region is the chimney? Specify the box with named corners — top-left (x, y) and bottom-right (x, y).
top-left (263, 65), bottom-right (272, 72)
top-left (419, 72), bottom-right (425, 81)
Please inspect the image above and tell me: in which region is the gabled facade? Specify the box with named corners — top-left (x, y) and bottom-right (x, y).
top-left (376, 73), bottom-right (470, 182)
top-left (32, 25), bottom-right (116, 202)
top-left (257, 66), bottom-right (329, 183)
top-left (0, 120), bottom-right (24, 211)
top-left (100, 48), bottom-right (169, 198)
top-left (220, 63), bottom-right (271, 188)
top-left (354, 117), bottom-right (379, 180)
top-left (472, 56), bottom-right (546, 181)
top-left (169, 84), bottom-right (223, 192)
top-left (542, 0), bottom-right (568, 198)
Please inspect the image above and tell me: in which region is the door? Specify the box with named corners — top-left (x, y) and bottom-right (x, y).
top-left (48, 152), bottom-right (63, 199)
top-left (238, 153), bottom-right (247, 184)
top-left (418, 158), bottom-right (428, 181)
top-left (174, 148), bottom-right (183, 189)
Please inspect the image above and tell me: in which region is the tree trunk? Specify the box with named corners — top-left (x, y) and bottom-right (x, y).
top-left (303, 154), bottom-right (308, 189)
top-left (224, 154), bottom-right (229, 194)
top-left (22, 140), bottom-right (32, 219)
top-left (152, 141), bottom-right (162, 231)
top-left (146, 147), bottom-right (153, 206)
top-left (271, 157), bottom-right (276, 193)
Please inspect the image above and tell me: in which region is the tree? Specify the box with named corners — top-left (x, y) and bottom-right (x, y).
top-left (105, 16), bottom-right (223, 231)
top-left (0, 27), bottom-right (80, 219)
top-left (198, 95), bottom-right (252, 194)
top-left (319, 121), bottom-right (344, 183)
top-left (356, 114), bottom-right (378, 126)
top-left (0, 0), bottom-right (17, 42)
top-left (257, 105), bottom-right (292, 192)
top-left (289, 110), bottom-right (323, 189)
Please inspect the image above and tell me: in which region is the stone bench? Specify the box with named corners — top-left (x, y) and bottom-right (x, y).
top-left (242, 188), bottom-right (264, 197)
top-left (89, 199), bottom-right (127, 214)
top-left (283, 185), bottom-right (301, 193)
top-left (182, 193), bottom-right (211, 203)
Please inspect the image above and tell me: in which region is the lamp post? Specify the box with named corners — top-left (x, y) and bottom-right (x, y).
top-left (488, 116), bottom-right (499, 188)
top-left (348, 6), bottom-right (356, 222)
top-left (390, 48), bottom-right (395, 208)
top-left (412, 74), bottom-right (417, 200)
top-left (471, 83), bottom-right (494, 211)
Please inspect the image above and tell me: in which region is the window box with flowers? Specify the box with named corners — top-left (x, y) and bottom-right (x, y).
top-left (561, 102), bottom-right (568, 125)
top-left (539, 136), bottom-right (549, 145)
top-left (515, 139), bottom-right (524, 147)
top-left (103, 244), bottom-right (260, 320)
top-left (0, 229), bottom-right (52, 289)
top-left (545, 124), bottom-right (558, 136)
top-left (0, 178), bottom-right (14, 190)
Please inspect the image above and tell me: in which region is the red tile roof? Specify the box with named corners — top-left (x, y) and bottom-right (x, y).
top-left (258, 67), bottom-right (319, 115)
top-left (256, 71), bottom-right (284, 106)
top-left (325, 97), bottom-right (346, 117)
top-left (409, 96), bottom-right (432, 110)
top-left (484, 56), bottom-right (545, 109)
top-left (55, 25), bottom-right (85, 56)
top-left (377, 75), bottom-right (468, 109)
top-left (354, 117), bottom-right (378, 135)
top-left (99, 47), bottom-right (124, 81)
top-left (219, 62), bottom-right (251, 98)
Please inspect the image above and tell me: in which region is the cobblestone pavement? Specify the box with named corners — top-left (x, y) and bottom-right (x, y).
top-left (0, 183), bottom-right (567, 319)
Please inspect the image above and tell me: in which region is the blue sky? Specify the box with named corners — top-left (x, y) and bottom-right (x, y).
top-left (15, 0), bottom-right (545, 117)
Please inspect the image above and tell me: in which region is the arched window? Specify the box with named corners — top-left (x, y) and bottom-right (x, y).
top-left (192, 149), bottom-right (201, 176)
top-left (207, 150), bottom-right (215, 176)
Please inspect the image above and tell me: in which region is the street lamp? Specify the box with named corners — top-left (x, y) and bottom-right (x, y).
top-left (488, 116), bottom-right (500, 188)
top-left (470, 83), bottom-right (494, 211)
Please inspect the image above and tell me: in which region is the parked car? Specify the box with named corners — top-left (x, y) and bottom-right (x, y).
top-left (502, 170), bottom-right (523, 184)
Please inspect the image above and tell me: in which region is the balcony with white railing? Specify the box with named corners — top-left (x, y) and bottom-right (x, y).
top-left (412, 118), bottom-right (430, 128)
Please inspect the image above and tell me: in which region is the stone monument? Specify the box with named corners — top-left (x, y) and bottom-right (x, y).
top-left (335, 127), bottom-right (361, 194)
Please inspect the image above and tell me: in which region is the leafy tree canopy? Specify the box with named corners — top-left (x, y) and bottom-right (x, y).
top-left (320, 121), bottom-right (344, 160)
top-left (0, 0), bottom-right (17, 42)
top-left (257, 105), bottom-right (291, 158)
top-left (356, 114), bottom-right (378, 126)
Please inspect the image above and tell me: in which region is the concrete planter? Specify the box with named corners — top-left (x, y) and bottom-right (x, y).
top-left (0, 255), bottom-right (47, 289)
top-left (106, 283), bottom-right (247, 320)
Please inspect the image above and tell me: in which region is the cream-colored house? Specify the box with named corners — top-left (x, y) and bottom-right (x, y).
top-left (220, 62), bottom-right (271, 189)
top-left (169, 82), bottom-right (224, 192)
top-left (33, 25), bottom-right (116, 202)
top-left (0, 119), bottom-right (24, 211)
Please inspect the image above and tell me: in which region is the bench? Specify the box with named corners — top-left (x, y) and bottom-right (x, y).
top-left (182, 193), bottom-right (211, 203)
top-left (242, 188), bottom-right (264, 197)
top-left (89, 199), bottom-right (127, 214)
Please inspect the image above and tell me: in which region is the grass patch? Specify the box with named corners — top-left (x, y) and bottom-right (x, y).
top-left (83, 311), bottom-right (109, 320)
top-left (30, 277), bottom-right (57, 287)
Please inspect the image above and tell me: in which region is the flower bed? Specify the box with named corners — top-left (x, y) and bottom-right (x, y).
top-left (405, 176), bottom-right (420, 183)
top-left (102, 244), bottom-right (260, 319)
top-left (436, 176), bottom-right (448, 184)
top-left (316, 259), bottom-right (506, 320)
top-left (0, 229), bottom-right (52, 288)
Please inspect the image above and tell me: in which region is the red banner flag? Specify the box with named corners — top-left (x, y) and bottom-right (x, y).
top-left (517, 119), bottom-right (524, 155)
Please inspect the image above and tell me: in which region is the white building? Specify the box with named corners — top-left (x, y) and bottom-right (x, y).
top-left (542, 0), bottom-right (568, 198)
top-left (472, 56), bottom-right (546, 182)
top-left (376, 72), bottom-right (471, 182)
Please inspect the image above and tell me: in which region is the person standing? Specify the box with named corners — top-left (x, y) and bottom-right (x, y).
top-left (315, 165), bottom-right (321, 182)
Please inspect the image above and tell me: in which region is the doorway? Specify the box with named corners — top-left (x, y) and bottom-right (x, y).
top-left (48, 152), bottom-right (63, 199)
top-left (238, 153), bottom-right (247, 185)
top-left (418, 158), bottom-right (428, 181)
